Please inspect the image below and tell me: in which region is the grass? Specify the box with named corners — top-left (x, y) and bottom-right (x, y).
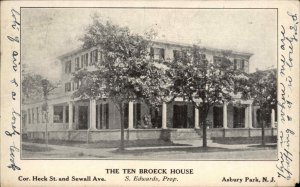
top-left (111, 146), bottom-right (232, 155)
top-left (22, 139), bottom-right (189, 149)
top-left (22, 144), bottom-right (54, 152)
top-left (212, 136), bottom-right (277, 145)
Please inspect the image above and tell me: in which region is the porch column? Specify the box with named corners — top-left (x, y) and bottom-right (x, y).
top-left (253, 107), bottom-right (258, 128)
top-left (97, 104), bottom-right (101, 129)
top-left (223, 102), bottom-right (228, 128)
top-left (74, 105), bottom-right (79, 129)
top-left (62, 105), bottom-right (66, 123)
top-left (194, 106), bottom-right (200, 129)
top-left (162, 102), bottom-right (167, 129)
top-left (128, 102), bottom-right (134, 129)
top-left (89, 99), bottom-right (96, 130)
top-left (68, 102), bottom-right (73, 130)
top-left (271, 109), bottom-right (276, 128)
top-left (248, 104), bottom-right (253, 128)
top-left (48, 105), bottom-right (54, 124)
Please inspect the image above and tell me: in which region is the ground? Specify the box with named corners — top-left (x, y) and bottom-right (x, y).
top-left (21, 139), bottom-right (277, 160)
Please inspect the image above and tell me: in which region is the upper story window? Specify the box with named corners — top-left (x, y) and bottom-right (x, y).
top-left (72, 80), bottom-right (81, 91)
top-left (65, 60), bottom-right (72, 73)
top-left (83, 53), bottom-right (89, 67)
top-left (234, 59), bottom-right (245, 71)
top-left (75, 57), bottom-right (80, 70)
top-left (173, 50), bottom-right (183, 60)
top-left (213, 56), bottom-right (224, 66)
top-left (65, 82), bottom-right (71, 92)
top-left (150, 47), bottom-right (165, 60)
top-left (90, 49), bottom-right (98, 65)
top-left (80, 53), bottom-right (89, 68)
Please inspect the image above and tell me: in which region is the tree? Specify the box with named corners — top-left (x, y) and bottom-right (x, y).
top-left (167, 46), bottom-right (247, 147)
top-left (241, 69), bottom-right (277, 146)
top-left (22, 74), bottom-right (44, 103)
top-left (74, 16), bottom-right (170, 151)
top-left (22, 74), bottom-right (56, 148)
top-left (40, 79), bottom-right (56, 149)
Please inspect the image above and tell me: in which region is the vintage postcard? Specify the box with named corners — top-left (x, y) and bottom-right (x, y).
top-left (1, 0), bottom-right (299, 186)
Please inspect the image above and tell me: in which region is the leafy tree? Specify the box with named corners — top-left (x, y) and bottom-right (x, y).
top-left (22, 74), bottom-right (44, 103)
top-left (74, 17), bottom-right (170, 150)
top-left (241, 69), bottom-right (277, 145)
top-left (167, 46), bottom-right (247, 147)
top-left (22, 74), bottom-right (56, 148)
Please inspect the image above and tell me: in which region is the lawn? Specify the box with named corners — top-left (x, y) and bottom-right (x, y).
top-left (22, 139), bottom-right (189, 149)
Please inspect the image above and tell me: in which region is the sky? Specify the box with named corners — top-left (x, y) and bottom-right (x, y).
top-left (21, 8), bottom-right (277, 82)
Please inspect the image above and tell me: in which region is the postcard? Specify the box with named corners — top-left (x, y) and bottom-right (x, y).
top-left (1, 0), bottom-right (299, 186)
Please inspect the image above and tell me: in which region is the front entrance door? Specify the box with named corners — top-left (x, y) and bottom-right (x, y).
top-left (173, 105), bottom-right (187, 128)
top-left (78, 106), bottom-right (88, 129)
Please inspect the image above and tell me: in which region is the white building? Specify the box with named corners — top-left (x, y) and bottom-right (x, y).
top-left (22, 40), bottom-right (277, 142)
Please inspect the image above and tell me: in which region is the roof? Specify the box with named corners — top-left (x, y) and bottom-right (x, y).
top-left (152, 40), bottom-right (253, 57)
top-left (57, 39), bottom-right (253, 61)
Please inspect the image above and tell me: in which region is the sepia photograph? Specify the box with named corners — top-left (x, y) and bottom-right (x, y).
top-left (21, 8), bottom-right (278, 160)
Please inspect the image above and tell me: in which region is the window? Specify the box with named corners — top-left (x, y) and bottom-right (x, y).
top-left (65, 82), bottom-right (71, 92)
top-left (84, 53), bottom-right (89, 67)
top-left (90, 49), bottom-right (98, 65)
top-left (233, 59), bottom-right (245, 71)
top-left (150, 47), bottom-right (165, 60)
top-left (73, 80), bottom-right (80, 90)
top-left (133, 103), bottom-right (141, 128)
top-left (256, 109), bottom-right (271, 128)
top-left (75, 57), bottom-right (80, 70)
top-left (32, 108), bottom-right (35, 124)
top-left (73, 105), bottom-right (75, 123)
top-left (240, 60), bottom-right (245, 70)
top-left (65, 60), bottom-right (71, 73)
top-left (65, 107), bottom-right (69, 123)
top-left (28, 109), bottom-right (31, 124)
top-left (213, 56), bottom-right (224, 66)
top-left (80, 55), bottom-right (84, 68)
top-left (53, 106), bottom-right (63, 123)
top-left (36, 107), bottom-right (40, 123)
top-left (233, 107), bottom-right (245, 128)
top-left (213, 106), bottom-right (223, 128)
top-left (96, 103), bottom-right (109, 129)
top-left (150, 106), bottom-right (162, 128)
top-left (173, 50), bottom-right (183, 60)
